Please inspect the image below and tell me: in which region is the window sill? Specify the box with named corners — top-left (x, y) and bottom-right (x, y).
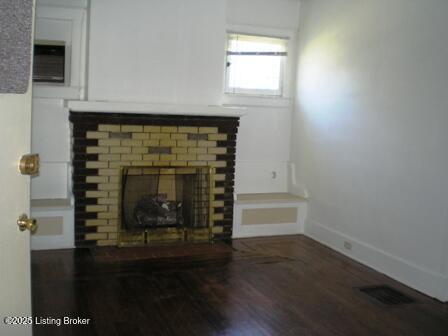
top-left (222, 94), bottom-right (292, 108)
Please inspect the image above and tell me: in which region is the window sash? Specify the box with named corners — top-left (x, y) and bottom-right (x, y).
top-left (225, 33), bottom-right (288, 97)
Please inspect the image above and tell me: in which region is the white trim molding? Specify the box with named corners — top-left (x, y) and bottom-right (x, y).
top-left (305, 219), bottom-right (448, 302)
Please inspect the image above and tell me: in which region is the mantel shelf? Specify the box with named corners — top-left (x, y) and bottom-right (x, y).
top-left (66, 100), bottom-right (246, 117)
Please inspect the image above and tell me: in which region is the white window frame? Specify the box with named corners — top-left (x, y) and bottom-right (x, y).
top-left (223, 24), bottom-right (296, 102)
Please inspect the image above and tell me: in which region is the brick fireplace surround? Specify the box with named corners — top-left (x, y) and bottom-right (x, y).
top-left (70, 112), bottom-right (239, 247)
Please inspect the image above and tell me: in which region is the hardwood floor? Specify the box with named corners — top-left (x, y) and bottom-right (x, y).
top-left (32, 235), bottom-right (448, 335)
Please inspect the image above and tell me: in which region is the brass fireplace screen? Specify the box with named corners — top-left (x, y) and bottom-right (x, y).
top-left (118, 166), bottom-right (212, 246)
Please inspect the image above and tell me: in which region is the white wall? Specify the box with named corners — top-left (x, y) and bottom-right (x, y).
top-left (86, 0), bottom-right (300, 194)
top-left (32, 0), bottom-right (87, 200)
top-left (31, 98), bottom-right (70, 200)
top-left (293, 0), bottom-right (448, 300)
top-left (34, 0), bottom-right (87, 99)
top-left (227, 0), bottom-right (300, 193)
top-left (88, 0), bottom-right (226, 105)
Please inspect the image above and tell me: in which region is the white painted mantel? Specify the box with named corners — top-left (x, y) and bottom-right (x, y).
top-left (66, 100), bottom-right (246, 117)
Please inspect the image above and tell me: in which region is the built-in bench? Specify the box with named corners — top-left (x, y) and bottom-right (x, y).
top-left (31, 198), bottom-right (74, 250)
top-left (233, 193), bottom-right (308, 238)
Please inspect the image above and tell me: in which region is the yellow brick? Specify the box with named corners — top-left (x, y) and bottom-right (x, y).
top-left (121, 125), bottom-right (143, 132)
top-left (98, 169), bottom-right (119, 176)
top-left (179, 126), bottom-right (198, 133)
top-left (132, 132), bottom-right (149, 140)
top-left (99, 154), bottom-right (121, 161)
top-left (143, 139), bottom-right (160, 146)
top-left (85, 233), bottom-right (108, 240)
top-left (86, 161), bottom-right (108, 169)
top-left (209, 161), bottom-right (226, 168)
top-left (160, 168), bottom-right (175, 175)
top-left (109, 176), bottom-right (119, 184)
top-left (128, 168), bottom-right (143, 175)
top-left (108, 233), bottom-right (118, 240)
top-left (171, 133), bottom-right (188, 140)
top-left (98, 124), bottom-right (121, 132)
top-left (214, 174), bottom-right (225, 181)
top-left (85, 219), bottom-right (108, 227)
top-left (213, 213), bottom-right (224, 221)
top-left (170, 161), bottom-right (187, 166)
top-left (150, 133), bottom-right (170, 140)
top-left (121, 139), bottom-right (142, 147)
top-left (160, 154), bottom-right (176, 161)
top-left (143, 154), bottom-right (159, 161)
top-left (98, 183), bottom-right (119, 191)
top-left (109, 161), bottom-right (130, 168)
top-left (131, 161), bottom-right (153, 167)
top-left (121, 154), bottom-right (142, 161)
top-left (86, 205), bottom-right (108, 212)
top-left (108, 219), bottom-right (118, 226)
top-left (97, 212), bottom-right (118, 219)
top-left (86, 176), bottom-right (109, 183)
top-left (208, 147), bottom-right (227, 154)
top-left (97, 240), bottom-right (115, 246)
top-left (110, 147), bottom-right (132, 154)
top-left (188, 161), bottom-right (207, 167)
top-left (197, 154), bottom-right (216, 161)
top-left (153, 161), bottom-right (167, 167)
top-left (143, 125), bottom-right (161, 133)
top-left (172, 147), bottom-right (187, 154)
top-left (86, 147), bottom-right (109, 154)
top-left (212, 226), bottom-right (224, 234)
top-left (208, 133), bottom-right (227, 141)
top-left (188, 147), bottom-right (207, 154)
top-left (108, 205), bottom-right (118, 212)
top-left (159, 139), bottom-right (176, 147)
top-left (86, 191), bottom-right (108, 198)
top-left (198, 140), bottom-right (216, 147)
top-left (98, 198), bottom-right (118, 205)
top-left (109, 191), bottom-right (119, 198)
top-left (177, 154), bottom-right (196, 161)
top-left (98, 226), bottom-right (118, 233)
top-left (132, 147), bottom-right (148, 154)
top-left (213, 200), bottom-right (225, 207)
top-left (177, 140), bottom-right (196, 147)
top-left (99, 139), bottom-right (121, 146)
top-left (199, 127), bottom-right (218, 134)
top-left (86, 131), bottom-right (109, 139)
top-left (161, 126), bottom-right (177, 133)
top-left (214, 187), bottom-right (225, 194)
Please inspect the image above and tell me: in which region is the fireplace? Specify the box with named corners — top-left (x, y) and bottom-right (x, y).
top-left (119, 166), bottom-right (212, 245)
top-left (69, 112), bottom-right (239, 247)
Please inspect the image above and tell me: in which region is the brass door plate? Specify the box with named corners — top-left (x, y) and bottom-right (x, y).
top-left (19, 154), bottom-right (40, 175)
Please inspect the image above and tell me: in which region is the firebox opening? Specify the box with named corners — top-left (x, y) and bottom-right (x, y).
top-left (119, 166), bottom-right (212, 246)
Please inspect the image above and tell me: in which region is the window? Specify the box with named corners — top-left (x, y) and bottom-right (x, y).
top-left (225, 33), bottom-right (288, 97)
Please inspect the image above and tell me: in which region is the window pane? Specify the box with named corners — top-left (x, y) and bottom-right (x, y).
top-left (226, 33), bottom-right (288, 95)
top-left (228, 54), bottom-right (283, 91)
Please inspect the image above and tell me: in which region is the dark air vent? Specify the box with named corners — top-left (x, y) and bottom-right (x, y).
top-left (358, 285), bottom-right (416, 306)
top-left (33, 41), bottom-right (65, 83)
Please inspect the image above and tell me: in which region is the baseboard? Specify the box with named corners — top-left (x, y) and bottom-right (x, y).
top-left (232, 223), bottom-right (302, 239)
top-left (305, 219), bottom-right (447, 302)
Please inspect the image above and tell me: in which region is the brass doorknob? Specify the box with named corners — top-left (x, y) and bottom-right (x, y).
top-left (19, 154), bottom-right (40, 175)
top-left (17, 214), bottom-right (37, 233)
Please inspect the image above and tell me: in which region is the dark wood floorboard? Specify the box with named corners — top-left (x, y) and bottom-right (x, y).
top-left (31, 235), bottom-right (448, 336)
